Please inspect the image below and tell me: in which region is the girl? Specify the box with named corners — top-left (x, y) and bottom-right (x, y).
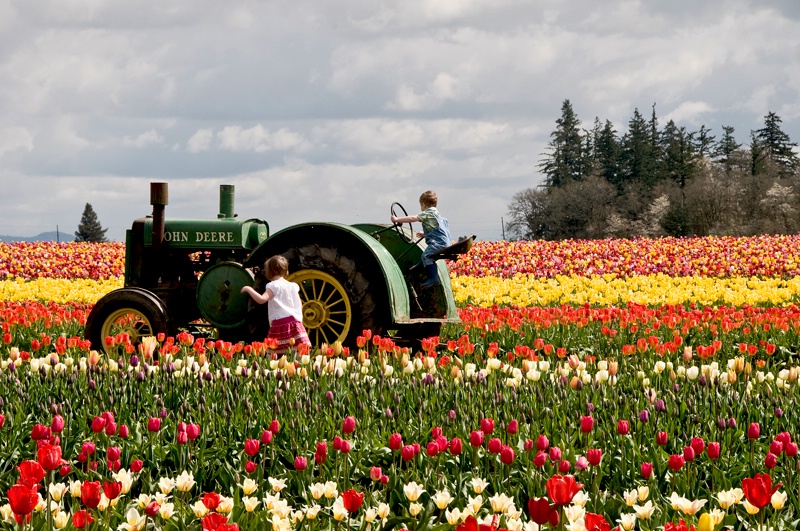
top-left (241, 255), bottom-right (311, 354)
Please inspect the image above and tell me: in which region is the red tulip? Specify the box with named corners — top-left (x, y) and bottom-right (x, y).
top-left (147, 417), bottom-right (161, 433)
top-left (81, 441), bottom-right (96, 455)
top-left (747, 422), bottom-right (760, 440)
top-left (690, 437), bottom-right (705, 456)
top-left (431, 427), bottom-right (443, 439)
top-left (388, 433), bottom-right (403, 451)
top-left (245, 461), bottom-right (257, 474)
top-left (59, 465), bottom-right (71, 477)
top-left (527, 497), bottom-right (557, 525)
top-left (580, 415), bottom-right (594, 434)
top-left (487, 438), bottom-right (502, 454)
top-left (558, 459), bottom-right (571, 474)
top-left (177, 431), bottom-right (188, 445)
top-left (480, 418), bottom-right (495, 434)
top-left (342, 489), bottom-right (365, 513)
top-left (549, 446), bottom-right (562, 462)
top-left (470, 430), bottom-right (484, 447)
top-left (130, 459), bottom-right (143, 473)
top-left (103, 480), bottom-right (123, 500)
top-left (294, 456), bottom-right (307, 471)
top-left (500, 446), bottom-right (515, 464)
top-left (587, 449), bottom-right (602, 466)
top-left (31, 424), bottom-right (50, 441)
top-left (315, 441), bottom-right (328, 464)
top-left (656, 431), bottom-right (668, 446)
top-left (201, 513), bottom-right (228, 530)
top-left (668, 454), bottom-right (684, 471)
top-left (260, 429), bottom-right (273, 445)
top-left (449, 437), bottom-right (463, 455)
top-left (507, 419), bottom-right (519, 434)
top-left (342, 416), bottom-right (356, 434)
top-left (524, 439), bottom-right (534, 452)
top-left (584, 513), bottom-right (611, 531)
top-left (683, 446), bottom-right (695, 462)
top-left (787, 442), bottom-right (799, 457)
top-left (244, 439), bottom-right (260, 457)
top-left (333, 436), bottom-right (343, 451)
top-left (533, 451), bottom-right (547, 467)
top-left (107, 446), bottom-right (121, 462)
top-left (340, 439), bottom-right (352, 454)
top-left (0, 413), bottom-right (5, 429)
top-left (765, 452), bottom-right (778, 469)
top-left (401, 445), bottom-right (415, 462)
top-left (707, 442), bottom-right (720, 460)
top-left (641, 462), bottom-right (653, 479)
top-left (119, 424), bottom-right (130, 438)
top-left (269, 419), bottom-right (280, 434)
top-left (72, 509), bottom-right (94, 529)
top-left (426, 441), bottom-right (439, 457)
top-left (17, 460), bottom-right (46, 487)
top-left (546, 474), bottom-right (583, 505)
top-left (51, 415), bottom-right (65, 433)
top-left (187, 424), bottom-right (201, 440)
top-left (145, 501), bottom-right (161, 517)
top-left (536, 434), bottom-right (549, 451)
top-left (7, 484), bottom-right (38, 516)
top-left (80, 480), bottom-right (103, 509)
top-left (617, 420), bottom-right (630, 435)
top-left (37, 443), bottom-right (63, 471)
top-left (91, 416), bottom-right (107, 433)
top-left (202, 492), bottom-right (222, 510)
top-left (105, 421), bottom-right (117, 436)
top-left (742, 473), bottom-right (781, 509)
top-left (770, 440), bottom-right (784, 455)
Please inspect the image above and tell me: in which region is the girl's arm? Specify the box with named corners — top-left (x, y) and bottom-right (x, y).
top-left (241, 286), bottom-right (273, 305)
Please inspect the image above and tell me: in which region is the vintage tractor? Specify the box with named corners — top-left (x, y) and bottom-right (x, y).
top-left (85, 182), bottom-right (474, 353)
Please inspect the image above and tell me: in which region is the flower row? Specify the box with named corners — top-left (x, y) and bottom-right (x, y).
top-left (449, 236), bottom-right (800, 278)
top-left (0, 242), bottom-right (125, 280)
top-left (5, 234), bottom-right (800, 282)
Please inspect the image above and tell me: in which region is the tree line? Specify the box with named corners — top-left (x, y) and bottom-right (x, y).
top-left (506, 100), bottom-right (800, 240)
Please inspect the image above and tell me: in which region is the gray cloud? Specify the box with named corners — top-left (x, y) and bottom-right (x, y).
top-left (0, 0), bottom-right (798, 243)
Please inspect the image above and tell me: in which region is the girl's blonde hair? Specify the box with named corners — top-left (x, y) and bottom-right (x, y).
top-left (265, 255), bottom-right (289, 279)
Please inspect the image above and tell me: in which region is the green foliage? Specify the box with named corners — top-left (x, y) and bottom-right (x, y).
top-left (74, 203), bottom-right (108, 243)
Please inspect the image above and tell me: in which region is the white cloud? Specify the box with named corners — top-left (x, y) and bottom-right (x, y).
top-left (123, 129), bottom-right (165, 148)
top-left (0, 127), bottom-right (34, 158)
top-left (216, 125), bottom-right (308, 153)
top-left (186, 129), bottom-right (213, 153)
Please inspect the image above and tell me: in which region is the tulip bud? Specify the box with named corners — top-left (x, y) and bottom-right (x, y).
top-left (245, 461), bottom-right (257, 474)
top-left (145, 502), bottom-right (160, 517)
top-left (748, 422), bottom-right (760, 440)
top-left (765, 452), bottom-right (778, 469)
top-left (388, 433), bottom-right (403, 451)
top-left (507, 419), bottom-right (518, 434)
top-left (580, 415), bottom-right (594, 433)
top-left (524, 439), bottom-right (534, 452)
top-left (130, 460), bottom-right (143, 473)
top-left (536, 434), bottom-right (549, 451)
top-left (269, 420), bottom-right (280, 434)
top-left (641, 461), bottom-right (653, 479)
top-left (707, 442), bottom-right (720, 460)
top-left (59, 464), bottom-right (71, 477)
top-left (558, 459), bottom-right (570, 473)
top-left (500, 446), bottom-right (515, 464)
top-left (342, 416), bottom-right (356, 434)
top-left (449, 437), bottom-right (463, 455)
top-left (51, 415), bottom-right (65, 433)
top-left (294, 456), bottom-right (307, 471)
top-left (119, 424), bottom-right (130, 439)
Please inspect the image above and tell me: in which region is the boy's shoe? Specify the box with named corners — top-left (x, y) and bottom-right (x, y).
top-left (421, 264), bottom-right (440, 288)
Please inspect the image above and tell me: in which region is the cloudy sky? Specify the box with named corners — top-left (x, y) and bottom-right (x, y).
top-left (1, 0), bottom-right (799, 242)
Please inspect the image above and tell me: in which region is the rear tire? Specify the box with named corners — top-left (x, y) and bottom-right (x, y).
top-left (85, 288), bottom-right (173, 354)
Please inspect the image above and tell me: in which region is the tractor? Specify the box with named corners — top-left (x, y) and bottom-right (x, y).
top-left (84, 182), bottom-right (474, 353)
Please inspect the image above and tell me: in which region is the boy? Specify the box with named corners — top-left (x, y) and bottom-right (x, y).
top-left (391, 190), bottom-right (452, 287)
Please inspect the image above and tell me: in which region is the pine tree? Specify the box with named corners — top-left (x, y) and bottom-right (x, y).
top-left (75, 203), bottom-right (108, 242)
top-left (713, 126), bottom-right (741, 168)
top-left (538, 99), bottom-right (589, 188)
top-left (694, 125), bottom-right (716, 158)
top-left (754, 111), bottom-right (799, 176)
top-left (660, 120), bottom-right (698, 189)
top-left (593, 119), bottom-right (621, 188)
top-left (620, 108), bottom-right (660, 188)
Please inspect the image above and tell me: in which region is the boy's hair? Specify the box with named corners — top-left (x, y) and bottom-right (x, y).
top-left (419, 190), bottom-right (438, 208)
top-left (264, 255), bottom-right (289, 279)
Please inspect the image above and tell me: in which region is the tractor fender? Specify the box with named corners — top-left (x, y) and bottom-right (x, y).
top-left (244, 222), bottom-right (411, 325)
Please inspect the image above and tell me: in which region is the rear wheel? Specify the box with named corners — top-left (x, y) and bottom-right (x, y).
top-left (288, 269), bottom-right (352, 346)
top-left (85, 288), bottom-right (173, 354)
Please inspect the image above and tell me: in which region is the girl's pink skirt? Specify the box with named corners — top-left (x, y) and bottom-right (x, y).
top-left (269, 316), bottom-right (311, 355)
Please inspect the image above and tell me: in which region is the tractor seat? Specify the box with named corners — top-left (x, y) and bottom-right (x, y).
top-left (409, 235), bottom-right (476, 272)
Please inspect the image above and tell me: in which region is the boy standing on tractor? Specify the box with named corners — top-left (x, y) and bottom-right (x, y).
top-left (391, 190), bottom-right (452, 287)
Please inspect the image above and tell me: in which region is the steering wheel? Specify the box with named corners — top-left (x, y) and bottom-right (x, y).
top-left (391, 202), bottom-right (416, 242)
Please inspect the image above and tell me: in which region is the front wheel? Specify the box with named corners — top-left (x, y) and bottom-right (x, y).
top-left (85, 288), bottom-right (173, 354)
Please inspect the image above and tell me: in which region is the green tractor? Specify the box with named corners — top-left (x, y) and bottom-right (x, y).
top-left (84, 183), bottom-right (474, 353)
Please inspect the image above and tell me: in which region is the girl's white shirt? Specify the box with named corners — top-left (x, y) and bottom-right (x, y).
top-left (265, 277), bottom-right (303, 323)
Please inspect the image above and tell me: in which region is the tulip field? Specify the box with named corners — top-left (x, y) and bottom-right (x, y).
top-left (2, 237), bottom-right (800, 531)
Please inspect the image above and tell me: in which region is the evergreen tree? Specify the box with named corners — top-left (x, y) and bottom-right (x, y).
top-left (75, 203), bottom-right (108, 243)
top-left (754, 111), bottom-right (799, 176)
top-left (539, 99), bottom-right (589, 188)
top-left (593, 119), bottom-right (622, 188)
top-left (694, 125), bottom-right (716, 158)
top-left (750, 130), bottom-right (769, 176)
top-left (620, 108), bottom-right (660, 188)
top-left (660, 120), bottom-right (697, 189)
top-left (713, 126), bottom-right (741, 169)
